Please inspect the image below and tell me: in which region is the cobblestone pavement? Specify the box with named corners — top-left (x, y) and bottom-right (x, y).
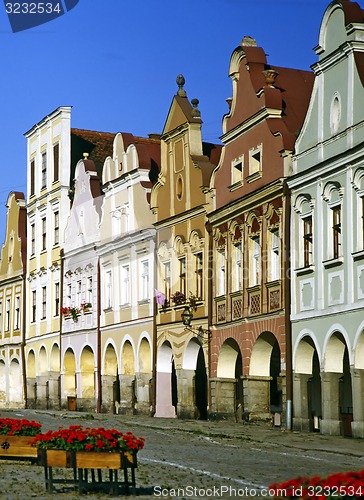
top-left (0, 409), bottom-right (363, 499)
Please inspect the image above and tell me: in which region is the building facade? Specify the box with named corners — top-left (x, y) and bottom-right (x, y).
top-left (98, 132), bottom-right (160, 415)
top-left (289, 0), bottom-right (364, 437)
top-left (0, 192), bottom-right (27, 408)
top-left (151, 76), bottom-right (221, 419)
top-left (208, 37), bottom-right (314, 423)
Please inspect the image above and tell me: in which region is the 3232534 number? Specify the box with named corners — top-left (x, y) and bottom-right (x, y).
top-left (5, 3), bottom-right (61, 14)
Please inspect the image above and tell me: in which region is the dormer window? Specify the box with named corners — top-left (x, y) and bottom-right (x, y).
top-left (247, 145), bottom-right (262, 182)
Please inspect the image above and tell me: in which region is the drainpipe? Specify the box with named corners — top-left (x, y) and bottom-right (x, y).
top-left (21, 272), bottom-right (27, 408)
top-left (96, 257), bottom-right (102, 413)
top-left (283, 180), bottom-right (293, 430)
top-left (59, 248), bottom-right (64, 409)
top-left (151, 237), bottom-right (157, 416)
top-left (205, 221), bottom-right (213, 414)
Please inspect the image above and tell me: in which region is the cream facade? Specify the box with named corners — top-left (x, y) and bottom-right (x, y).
top-left (98, 132), bottom-right (160, 414)
top-left (0, 192), bottom-right (27, 408)
top-left (24, 106), bottom-right (71, 409)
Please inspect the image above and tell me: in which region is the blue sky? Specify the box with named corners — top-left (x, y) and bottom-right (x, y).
top-left (0, 0), bottom-right (332, 244)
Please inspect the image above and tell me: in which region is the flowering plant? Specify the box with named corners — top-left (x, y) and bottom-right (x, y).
top-left (0, 417), bottom-right (42, 436)
top-left (61, 306), bottom-right (80, 322)
top-left (269, 469), bottom-right (364, 499)
top-left (80, 302), bottom-right (92, 312)
top-left (30, 425), bottom-right (145, 453)
top-left (171, 291), bottom-right (186, 305)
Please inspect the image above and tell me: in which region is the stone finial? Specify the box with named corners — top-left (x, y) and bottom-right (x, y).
top-left (191, 98), bottom-right (201, 118)
top-left (241, 36), bottom-right (257, 47)
top-left (83, 152), bottom-right (89, 160)
top-left (263, 69), bottom-right (279, 87)
top-left (176, 74), bottom-right (186, 97)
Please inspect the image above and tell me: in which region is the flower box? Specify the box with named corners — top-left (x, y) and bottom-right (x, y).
top-left (75, 449), bottom-right (137, 470)
top-left (0, 435), bottom-right (38, 460)
top-left (38, 448), bottom-right (73, 468)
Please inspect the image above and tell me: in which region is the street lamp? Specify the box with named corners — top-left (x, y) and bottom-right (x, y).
top-left (181, 305), bottom-right (193, 326)
top-left (180, 304), bottom-right (210, 343)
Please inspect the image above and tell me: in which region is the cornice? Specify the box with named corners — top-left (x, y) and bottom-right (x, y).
top-left (153, 206), bottom-right (207, 230)
top-left (220, 107), bottom-right (282, 145)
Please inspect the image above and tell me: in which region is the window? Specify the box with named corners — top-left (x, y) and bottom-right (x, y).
top-left (42, 287), bottom-right (46, 319)
top-left (76, 280), bottom-right (81, 306)
top-left (303, 216), bottom-right (313, 267)
top-left (332, 206), bottom-right (341, 259)
top-left (140, 260), bottom-right (149, 300)
top-left (41, 151), bottom-right (47, 189)
top-left (32, 291), bottom-right (36, 323)
top-left (14, 296), bottom-right (20, 330)
top-left (30, 159), bottom-right (35, 196)
top-left (0, 301), bottom-right (2, 333)
top-left (217, 248), bottom-right (226, 296)
top-left (54, 211), bottom-right (59, 246)
top-left (31, 223), bottom-right (35, 256)
top-left (67, 284), bottom-right (72, 307)
top-left (270, 230), bottom-right (280, 281)
top-left (195, 252), bottom-right (203, 299)
top-left (105, 270), bottom-right (112, 309)
top-left (163, 262), bottom-right (171, 301)
top-left (87, 277), bottom-right (93, 304)
top-left (53, 143), bottom-right (59, 182)
top-left (121, 265), bottom-right (130, 304)
top-left (233, 243), bottom-right (242, 292)
top-left (5, 299), bottom-right (10, 331)
top-left (55, 283), bottom-right (60, 317)
top-left (179, 257), bottom-right (186, 296)
top-left (250, 236), bottom-right (261, 286)
top-left (248, 145), bottom-right (262, 182)
top-left (42, 217), bottom-right (47, 251)
top-left (231, 157), bottom-right (243, 186)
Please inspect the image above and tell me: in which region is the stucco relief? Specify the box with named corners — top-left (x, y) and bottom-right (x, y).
top-left (328, 271), bottom-right (344, 305)
top-left (300, 279), bottom-right (314, 310)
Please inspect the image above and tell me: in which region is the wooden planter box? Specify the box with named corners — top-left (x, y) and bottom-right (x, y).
top-left (0, 435), bottom-right (38, 461)
top-left (38, 448), bottom-right (138, 495)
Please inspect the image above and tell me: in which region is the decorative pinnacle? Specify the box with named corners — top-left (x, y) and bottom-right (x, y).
top-left (176, 74), bottom-right (186, 97)
top-left (191, 98), bottom-right (201, 118)
top-left (83, 152), bottom-right (89, 159)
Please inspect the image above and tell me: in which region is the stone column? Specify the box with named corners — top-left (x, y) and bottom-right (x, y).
top-left (101, 374), bottom-right (116, 413)
top-left (26, 378), bottom-right (36, 409)
top-left (292, 373), bottom-right (311, 432)
top-left (320, 372), bottom-right (341, 435)
top-left (351, 368), bottom-right (364, 438)
top-left (135, 372), bottom-right (152, 415)
top-left (176, 369), bottom-right (196, 419)
top-left (154, 370), bottom-right (176, 418)
top-left (48, 372), bottom-right (60, 410)
top-left (244, 375), bottom-right (271, 420)
top-left (209, 377), bottom-right (236, 419)
top-left (35, 375), bottom-right (49, 409)
top-left (119, 374), bottom-right (136, 415)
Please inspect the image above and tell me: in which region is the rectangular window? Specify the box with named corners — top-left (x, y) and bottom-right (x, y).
top-left (179, 257), bottom-right (186, 296)
top-left (251, 236), bottom-right (261, 286)
top-left (332, 206), bottom-right (341, 259)
top-left (233, 243), bottom-right (242, 292)
top-left (218, 248), bottom-right (226, 296)
top-left (248, 145), bottom-right (263, 182)
top-left (87, 277), bottom-right (93, 304)
top-left (67, 284), bottom-right (72, 307)
top-left (0, 301), bottom-right (2, 333)
top-left (121, 265), bottom-right (130, 304)
top-left (41, 151), bottom-right (47, 189)
top-left (5, 299), bottom-right (10, 331)
top-left (31, 223), bottom-right (35, 255)
top-left (270, 230), bottom-right (280, 281)
top-left (32, 291), bottom-right (36, 323)
top-left (362, 197), bottom-right (364, 249)
top-left (30, 159), bottom-right (35, 196)
top-left (55, 283), bottom-right (60, 317)
top-left (163, 262), bottom-right (171, 302)
top-left (54, 211), bottom-right (59, 246)
top-left (14, 296), bottom-right (20, 330)
top-left (53, 143), bottom-right (59, 182)
top-left (140, 260), bottom-right (149, 300)
top-left (42, 287), bottom-right (46, 319)
top-left (76, 280), bottom-right (81, 306)
top-left (231, 158), bottom-right (243, 186)
top-left (42, 217), bottom-right (47, 251)
top-left (106, 270), bottom-right (112, 309)
top-left (195, 252), bottom-right (203, 299)
top-left (303, 216), bottom-right (313, 267)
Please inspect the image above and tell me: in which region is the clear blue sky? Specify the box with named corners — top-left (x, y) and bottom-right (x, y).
top-left (0, 0), bottom-right (332, 244)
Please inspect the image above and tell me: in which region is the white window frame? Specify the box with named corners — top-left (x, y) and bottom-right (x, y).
top-left (120, 265), bottom-right (130, 305)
